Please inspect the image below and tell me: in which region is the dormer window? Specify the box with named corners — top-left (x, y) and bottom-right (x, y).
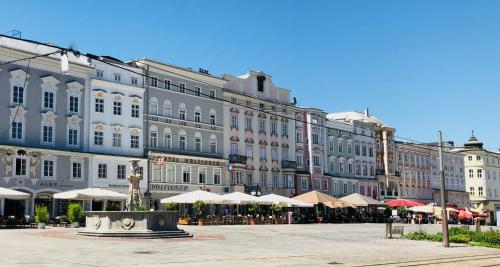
top-left (257, 76), bottom-right (265, 92)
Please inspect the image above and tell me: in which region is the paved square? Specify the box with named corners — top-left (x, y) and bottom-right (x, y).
top-left (0, 224), bottom-right (499, 266)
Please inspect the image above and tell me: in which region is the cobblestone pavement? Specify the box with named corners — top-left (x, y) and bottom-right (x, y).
top-left (0, 224), bottom-right (499, 267)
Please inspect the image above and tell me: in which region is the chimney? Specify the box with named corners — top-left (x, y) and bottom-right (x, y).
top-left (364, 108), bottom-right (369, 117)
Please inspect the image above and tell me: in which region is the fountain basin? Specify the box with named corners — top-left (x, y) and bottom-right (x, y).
top-left (78, 211), bottom-right (192, 239)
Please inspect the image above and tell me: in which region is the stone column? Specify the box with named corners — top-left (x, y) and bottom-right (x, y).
top-left (30, 197), bottom-right (35, 217)
top-left (52, 198), bottom-right (57, 217)
top-left (0, 198), bottom-right (4, 216)
top-left (103, 200), bottom-right (108, 211)
top-left (25, 198), bottom-right (29, 216)
top-left (120, 201), bottom-right (124, 211)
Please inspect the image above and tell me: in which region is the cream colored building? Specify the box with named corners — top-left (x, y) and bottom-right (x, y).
top-left (457, 134), bottom-right (500, 225)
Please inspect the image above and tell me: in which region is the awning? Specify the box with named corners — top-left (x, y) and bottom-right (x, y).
top-left (160, 190), bottom-right (226, 204)
top-left (53, 188), bottom-right (127, 201)
top-left (0, 187), bottom-right (30, 200)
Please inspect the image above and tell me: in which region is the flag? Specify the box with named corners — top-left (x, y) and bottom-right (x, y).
top-left (154, 156), bottom-right (166, 165)
top-left (226, 162), bottom-right (234, 172)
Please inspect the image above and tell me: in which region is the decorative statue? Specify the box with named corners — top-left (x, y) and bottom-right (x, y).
top-left (126, 160), bottom-right (143, 211)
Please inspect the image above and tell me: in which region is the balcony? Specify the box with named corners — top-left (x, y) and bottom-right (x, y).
top-left (281, 160), bottom-right (297, 169)
top-left (395, 171), bottom-right (401, 177)
top-left (229, 154), bottom-right (247, 165)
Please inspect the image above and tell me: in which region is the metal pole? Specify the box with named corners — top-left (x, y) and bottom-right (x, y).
top-left (438, 131), bottom-right (449, 247)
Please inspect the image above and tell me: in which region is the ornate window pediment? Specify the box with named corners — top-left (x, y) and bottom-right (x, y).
top-left (281, 143), bottom-right (289, 148)
top-left (230, 107), bottom-right (239, 114)
top-left (271, 142), bottom-right (279, 147)
top-left (245, 138), bottom-right (254, 144)
top-left (129, 127), bottom-right (142, 135)
top-left (244, 110), bottom-right (253, 116)
top-left (93, 122), bottom-right (106, 131)
top-left (67, 81), bottom-right (84, 91)
top-left (130, 95), bottom-right (143, 104)
top-left (10, 106), bottom-right (27, 121)
top-left (230, 136), bottom-right (240, 142)
top-left (258, 112), bottom-right (267, 119)
top-left (67, 115), bottom-right (81, 128)
top-left (41, 111), bottom-right (58, 122)
top-left (93, 89), bottom-right (107, 97)
top-left (41, 75), bottom-right (60, 87)
top-left (9, 69), bottom-right (31, 81)
top-left (259, 140), bottom-right (268, 146)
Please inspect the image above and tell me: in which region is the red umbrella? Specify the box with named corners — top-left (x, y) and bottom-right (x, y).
top-left (385, 199), bottom-right (425, 208)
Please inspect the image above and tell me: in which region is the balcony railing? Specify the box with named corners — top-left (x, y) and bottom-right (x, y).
top-left (229, 154), bottom-right (247, 164)
top-left (281, 160), bottom-right (297, 169)
top-left (147, 114), bottom-right (223, 132)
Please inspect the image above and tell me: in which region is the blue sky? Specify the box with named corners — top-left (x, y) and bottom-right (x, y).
top-left (3, 1), bottom-right (500, 149)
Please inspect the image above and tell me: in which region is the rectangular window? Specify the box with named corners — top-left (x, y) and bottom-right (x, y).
top-left (312, 134), bottom-right (319, 145)
top-left (369, 147), bottom-right (373, 157)
top-left (209, 139), bottom-right (217, 154)
top-left (96, 70), bottom-right (104, 78)
top-left (271, 121), bottom-right (277, 135)
top-left (209, 90), bottom-right (216, 99)
top-left (260, 173), bottom-right (267, 186)
top-left (98, 164), bottom-right (107, 179)
top-left (282, 149), bottom-right (289, 161)
top-left (282, 124), bottom-right (288, 136)
top-left (43, 91), bottom-right (54, 109)
top-left (271, 148), bottom-right (278, 161)
top-left (230, 143), bottom-right (238, 155)
top-left (313, 155), bottom-right (320, 166)
top-left (15, 158), bottom-right (27, 176)
top-left (94, 131), bottom-right (104, 145)
top-left (296, 155), bottom-right (303, 167)
top-left (213, 169), bottom-right (221, 185)
top-left (131, 77), bottom-right (138, 85)
top-left (179, 83), bottom-right (186, 93)
top-left (164, 80), bottom-right (170, 89)
top-left (68, 129), bottom-right (78, 146)
top-left (113, 101), bottom-right (122, 115)
top-left (259, 120), bottom-right (266, 133)
top-left (322, 180), bottom-right (328, 191)
top-left (260, 147), bottom-right (266, 159)
top-left (150, 132), bottom-right (158, 147)
top-left (195, 137), bottom-right (202, 152)
top-left (246, 145), bottom-right (253, 158)
top-left (11, 121), bottom-right (23, 140)
top-left (246, 173), bottom-right (253, 185)
top-left (69, 96), bottom-right (79, 113)
top-left (72, 162), bottom-right (82, 179)
top-left (478, 187), bottom-right (483, 196)
top-left (112, 133), bottom-right (121, 147)
top-left (194, 112), bottom-right (201, 123)
top-left (131, 104), bottom-right (140, 118)
top-left (198, 168), bottom-right (206, 184)
top-left (131, 135), bottom-right (139, 148)
top-left (210, 114), bottom-right (216, 125)
top-left (179, 135), bottom-right (186, 150)
top-left (117, 165), bottom-right (126, 180)
top-left (114, 73), bottom-right (121, 82)
top-left (43, 160), bottom-right (54, 178)
top-left (362, 146), bottom-right (367, 156)
top-left (272, 174), bottom-right (279, 188)
top-left (95, 98), bottom-right (104, 113)
top-left (150, 77), bottom-right (158, 87)
top-left (42, 125), bottom-right (54, 144)
top-left (245, 117), bottom-right (252, 131)
top-left (194, 86), bottom-right (201, 96)
top-left (301, 178), bottom-right (308, 190)
top-left (166, 165), bottom-right (175, 183)
top-left (182, 167), bottom-right (191, 183)
top-left (12, 86), bottom-right (24, 104)
top-left (231, 115), bottom-right (238, 129)
top-left (477, 169), bottom-right (483, 178)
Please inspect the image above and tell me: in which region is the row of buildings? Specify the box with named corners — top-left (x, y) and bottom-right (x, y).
top-left (0, 35), bottom-right (498, 224)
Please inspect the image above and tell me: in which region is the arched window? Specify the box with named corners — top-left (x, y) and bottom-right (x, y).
top-left (194, 132), bottom-right (202, 152)
top-left (149, 97), bottom-right (158, 115)
top-left (179, 130), bottom-right (187, 150)
top-left (163, 99), bottom-right (172, 117)
top-left (163, 128), bottom-right (172, 149)
top-left (194, 106), bottom-right (201, 123)
top-left (149, 125), bottom-right (158, 147)
top-left (179, 103), bottom-right (186, 120)
top-left (329, 157), bottom-right (335, 173)
top-left (209, 134), bottom-right (217, 154)
top-left (209, 109), bottom-right (216, 125)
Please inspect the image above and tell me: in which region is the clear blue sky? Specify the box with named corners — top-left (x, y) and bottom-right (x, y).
top-left (3, 1), bottom-right (500, 149)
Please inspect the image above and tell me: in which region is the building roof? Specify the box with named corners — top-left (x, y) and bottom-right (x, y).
top-left (327, 109), bottom-right (391, 128)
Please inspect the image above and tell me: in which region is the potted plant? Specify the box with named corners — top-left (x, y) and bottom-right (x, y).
top-left (164, 202), bottom-right (178, 211)
top-left (35, 205), bottom-right (48, 229)
top-left (317, 210), bottom-right (323, 224)
top-left (178, 214), bottom-right (190, 225)
top-left (271, 204), bottom-right (283, 224)
top-left (247, 202), bottom-right (261, 225)
top-left (67, 203), bottom-right (85, 228)
top-left (193, 200), bottom-right (206, 226)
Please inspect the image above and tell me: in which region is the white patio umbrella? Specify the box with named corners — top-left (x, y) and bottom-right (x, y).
top-left (160, 190), bottom-right (226, 204)
top-left (259, 194), bottom-right (313, 207)
top-left (221, 192), bottom-right (273, 205)
top-left (53, 188), bottom-right (127, 201)
top-left (0, 187), bottom-right (30, 200)
top-left (409, 205), bottom-right (435, 213)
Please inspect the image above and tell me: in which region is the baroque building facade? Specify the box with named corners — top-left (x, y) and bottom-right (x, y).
top-left (223, 71), bottom-right (296, 197)
top-left (130, 59), bottom-right (228, 205)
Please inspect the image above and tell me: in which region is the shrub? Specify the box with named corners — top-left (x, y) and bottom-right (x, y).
top-left (193, 200), bottom-right (206, 218)
top-left (35, 205), bottom-right (49, 224)
top-left (247, 202), bottom-right (261, 215)
top-left (270, 204), bottom-right (283, 218)
top-left (449, 227), bottom-right (470, 236)
top-left (179, 214), bottom-right (190, 221)
top-left (67, 203), bottom-right (85, 224)
top-left (450, 234), bottom-right (472, 244)
top-left (402, 231), bottom-right (429, 241)
top-left (164, 202), bottom-right (178, 211)
top-left (104, 202), bottom-right (121, 211)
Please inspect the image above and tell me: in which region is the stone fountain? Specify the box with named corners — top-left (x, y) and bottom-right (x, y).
top-left (78, 160), bottom-right (191, 238)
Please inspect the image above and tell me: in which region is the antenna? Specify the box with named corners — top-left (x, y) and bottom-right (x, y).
top-left (4, 30), bottom-right (21, 38)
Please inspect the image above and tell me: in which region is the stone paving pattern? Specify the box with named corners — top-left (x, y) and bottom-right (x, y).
top-left (0, 224), bottom-right (499, 266)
